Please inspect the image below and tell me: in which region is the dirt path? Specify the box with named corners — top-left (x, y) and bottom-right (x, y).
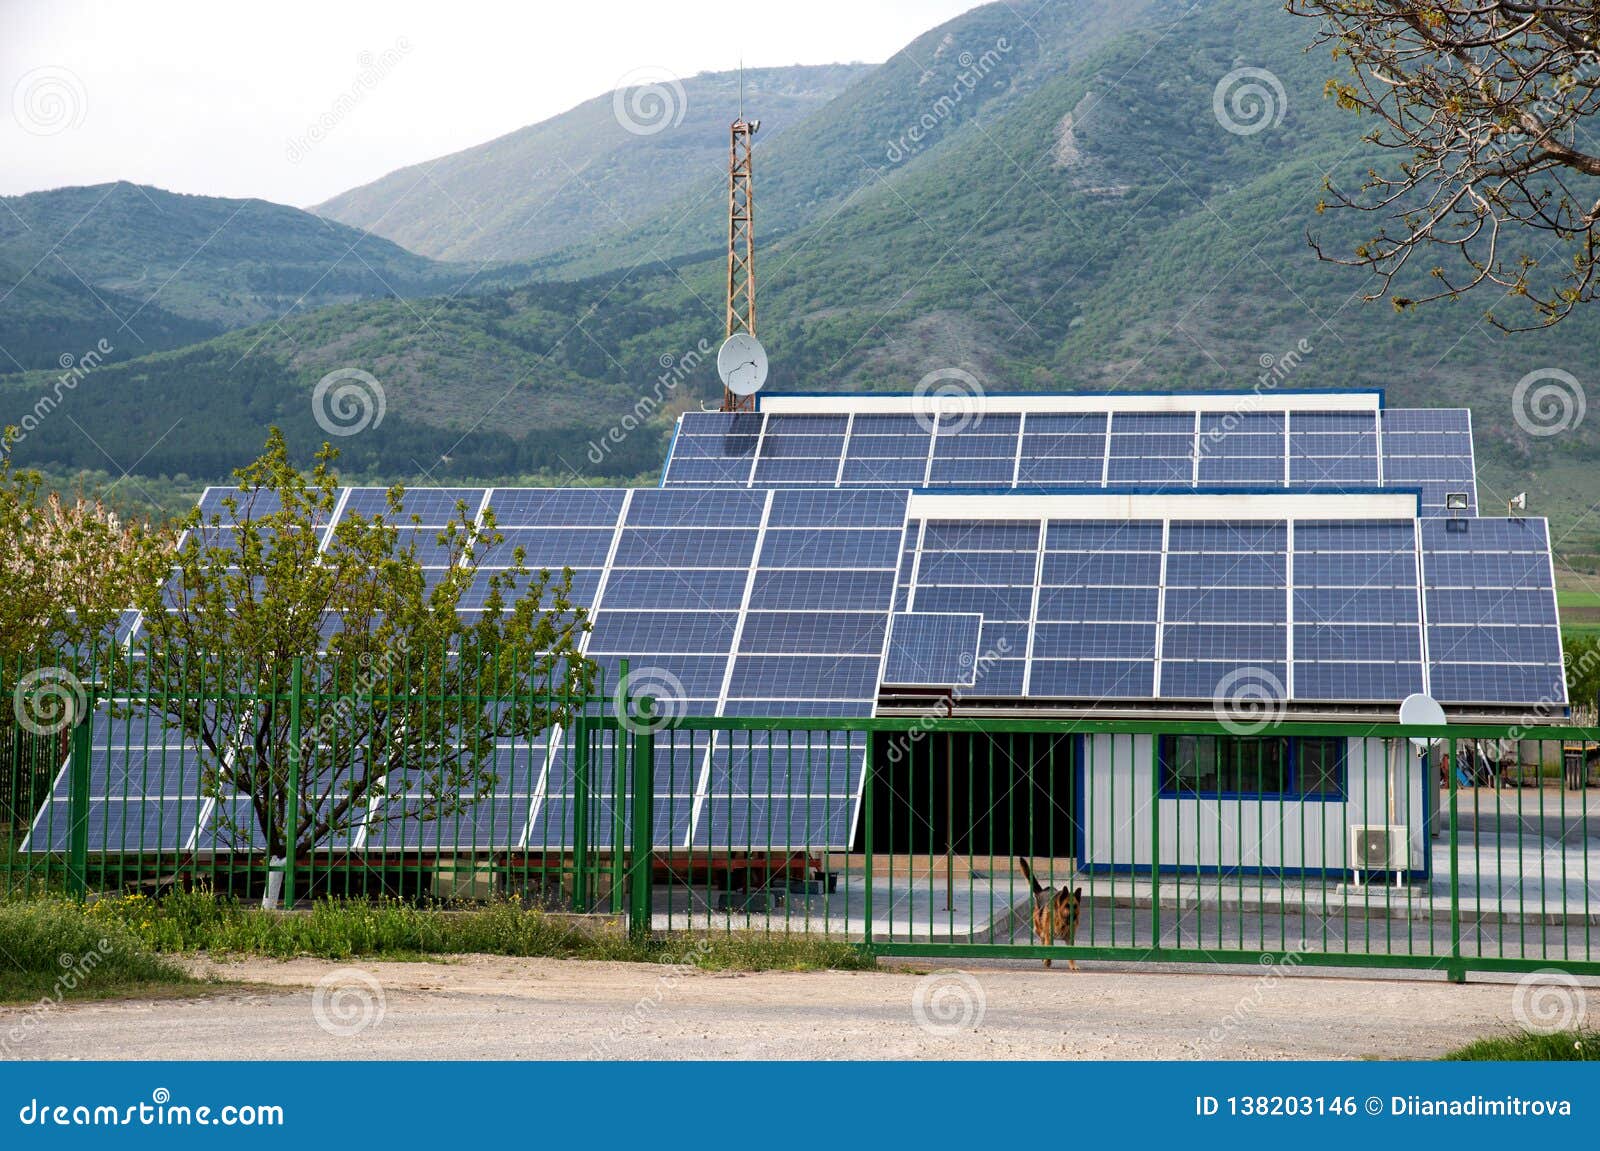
top-left (3, 955), bottom-right (1567, 1060)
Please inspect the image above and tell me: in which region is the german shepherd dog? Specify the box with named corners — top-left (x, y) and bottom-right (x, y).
top-left (1018, 859), bottom-right (1082, 970)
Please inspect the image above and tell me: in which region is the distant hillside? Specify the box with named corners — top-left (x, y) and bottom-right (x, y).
top-left (314, 64), bottom-right (872, 264)
top-left (0, 182), bottom-right (464, 370)
top-left (5, 0), bottom-right (1598, 558)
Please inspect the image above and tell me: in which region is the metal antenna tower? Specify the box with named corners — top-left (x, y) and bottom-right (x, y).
top-left (723, 63), bottom-right (759, 413)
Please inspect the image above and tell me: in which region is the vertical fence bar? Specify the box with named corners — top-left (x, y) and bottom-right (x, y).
top-left (572, 710), bottom-right (590, 912)
top-left (627, 698), bottom-right (654, 941)
top-left (862, 732), bottom-right (874, 951)
top-left (283, 655), bottom-right (303, 909)
top-left (66, 705), bottom-right (92, 901)
top-left (1447, 735), bottom-right (1462, 981)
top-left (1150, 737), bottom-right (1161, 953)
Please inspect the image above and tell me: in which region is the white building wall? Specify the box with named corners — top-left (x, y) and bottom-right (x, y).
top-left (1080, 734), bottom-right (1429, 876)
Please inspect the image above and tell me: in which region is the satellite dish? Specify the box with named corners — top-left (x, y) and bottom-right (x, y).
top-left (717, 332), bottom-right (768, 397)
top-left (1398, 692), bottom-right (1447, 750)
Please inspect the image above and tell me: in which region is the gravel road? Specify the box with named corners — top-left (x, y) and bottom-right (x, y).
top-left (5, 955), bottom-right (1577, 1061)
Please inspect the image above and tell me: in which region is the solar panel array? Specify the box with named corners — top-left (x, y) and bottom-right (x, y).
top-left (894, 515), bottom-right (1562, 708)
top-left (662, 408), bottom-right (1478, 514)
top-left (22, 386), bottom-right (1563, 859)
top-left (28, 486), bottom-right (907, 853)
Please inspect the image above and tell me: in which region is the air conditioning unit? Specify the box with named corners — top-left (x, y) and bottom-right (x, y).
top-left (1350, 824), bottom-right (1408, 884)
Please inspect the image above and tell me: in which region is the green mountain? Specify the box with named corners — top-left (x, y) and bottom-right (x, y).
top-left (4, 0), bottom-right (1598, 558)
top-left (0, 182), bottom-right (466, 370)
top-left (313, 65), bottom-right (873, 264)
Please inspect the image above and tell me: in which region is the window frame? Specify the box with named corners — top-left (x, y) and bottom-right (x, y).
top-left (1156, 733), bottom-right (1348, 802)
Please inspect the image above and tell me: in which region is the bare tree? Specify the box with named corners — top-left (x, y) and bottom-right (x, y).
top-left (1290, 1), bottom-right (1600, 329)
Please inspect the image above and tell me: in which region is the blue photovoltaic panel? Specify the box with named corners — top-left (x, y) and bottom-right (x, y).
top-left (664, 407), bottom-right (1473, 511)
top-left (1382, 409), bottom-right (1477, 516)
top-left (908, 518), bottom-right (1038, 693)
top-left (1289, 518), bottom-right (1423, 702)
top-left (1420, 518), bottom-right (1564, 706)
top-left (884, 612), bottom-right (983, 685)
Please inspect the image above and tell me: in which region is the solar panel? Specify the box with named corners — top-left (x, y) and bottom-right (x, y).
top-left (884, 613), bottom-right (983, 685)
top-left (666, 407), bottom-right (1475, 512)
top-left (1420, 518), bottom-right (1565, 706)
top-left (1382, 409), bottom-right (1477, 515)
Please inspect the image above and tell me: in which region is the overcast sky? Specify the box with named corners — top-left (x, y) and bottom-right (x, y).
top-left (1, 0), bottom-right (982, 207)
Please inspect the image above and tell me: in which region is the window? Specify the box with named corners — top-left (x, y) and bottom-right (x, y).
top-left (1158, 735), bottom-right (1345, 799)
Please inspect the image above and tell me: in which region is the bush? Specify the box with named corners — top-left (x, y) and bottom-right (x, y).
top-left (1445, 1030), bottom-right (1600, 1061)
top-left (86, 888), bottom-right (876, 971)
top-left (0, 897), bottom-right (190, 1002)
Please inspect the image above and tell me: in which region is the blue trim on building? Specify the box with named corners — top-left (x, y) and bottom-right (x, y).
top-left (1069, 731), bottom-right (1433, 884)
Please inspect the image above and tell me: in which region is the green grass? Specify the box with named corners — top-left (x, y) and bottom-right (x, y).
top-left (1444, 1030), bottom-right (1600, 1061)
top-left (83, 889), bottom-right (875, 972)
top-left (0, 898), bottom-right (196, 1004)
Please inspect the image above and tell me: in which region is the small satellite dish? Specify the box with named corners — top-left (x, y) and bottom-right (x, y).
top-left (717, 332), bottom-right (768, 397)
top-left (1398, 692), bottom-right (1447, 750)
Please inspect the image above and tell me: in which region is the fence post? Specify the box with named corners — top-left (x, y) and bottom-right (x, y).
top-left (611, 659), bottom-right (628, 915)
top-left (1446, 736), bottom-right (1463, 983)
top-left (65, 705), bottom-right (93, 901)
top-left (862, 732), bottom-right (874, 952)
top-left (573, 710), bottom-right (590, 911)
top-left (283, 656), bottom-right (303, 910)
top-left (1149, 739), bottom-right (1161, 954)
top-left (628, 696), bottom-right (655, 942)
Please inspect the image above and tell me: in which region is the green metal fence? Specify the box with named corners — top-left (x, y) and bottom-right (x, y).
top-left (5, 650), bottom-right (1598, 980)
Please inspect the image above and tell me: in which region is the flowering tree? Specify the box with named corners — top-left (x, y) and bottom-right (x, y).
top-left (1, 428), bottom-right (167, 661)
